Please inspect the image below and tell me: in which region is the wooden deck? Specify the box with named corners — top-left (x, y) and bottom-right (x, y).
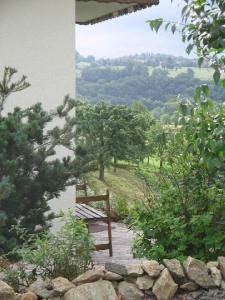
top-left (90, 221), bottom-right (142, 266)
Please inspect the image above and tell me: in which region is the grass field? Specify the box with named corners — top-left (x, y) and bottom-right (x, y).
top-left (168, 67), bottom-right (214, 81)
top-left (77, 63), bottom-right (214, 82)
top-left (82, 158), bottom-right (161, 204)
top-left (85, 167), bottom-right (144, 203)
top-left (148, 66), bottom-right (214, 81)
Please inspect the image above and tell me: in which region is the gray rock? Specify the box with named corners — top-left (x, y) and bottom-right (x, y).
top-left (51, 277), bottom-right (74, 294)
top-left (20, 292), bottom-right (38, 300)
top-left (28, 278), bottom-right (54, 299)
top-left (159, 264), bottom-right (165, 271)
top-left (104, 271), bottom-right (123, 281)
top-left (174, 288), bottom-right (225, 300)
top-left (142, 260), bottom-right (161, 278)
top-left (105, 262), bottom-right (128, 276)
top-left (163, 259), bottom-right (186, 283)
top-left (207, 261), bottom-right (219, 269)
top-left (64, 280), bottom-right (118, 300)
top-left (180, 281), bottom-right (198, 292)
top-left (73, 269), bottom-right (104, 285)
top-left (135, 275), bottom-right (154, 290)
top-left (209, 266), bottom-right (222, 287)
top-left (183, 256), bottom-right (216, 289)
top-left (111, 280), bottom-right (119, 291)
top-left (218, 256), bottom-right (225, 279)
top-left (0, 271), bottom-right (5, 281)
top-left (126, 264), bottom-right (144, 277)
top-left (221, 280), bottom-right (225, 290)
top-left (152, 268), bottom-right (178, 300)
top-left (0, 280), bottom-right (15, 300)
top-left (188, 290), bottom-right (204, 299)
top-left (118, 281), bottom-right (144, 300)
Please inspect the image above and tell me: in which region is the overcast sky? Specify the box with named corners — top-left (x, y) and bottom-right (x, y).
top-left (76, 0), bottom-right (187, 59)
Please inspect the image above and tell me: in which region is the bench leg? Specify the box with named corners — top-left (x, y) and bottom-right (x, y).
top-left (107, 218), bottom-right (113, 257)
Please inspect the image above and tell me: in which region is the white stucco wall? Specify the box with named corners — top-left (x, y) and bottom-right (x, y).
top-left (0, 0), bottom-right (76, 222)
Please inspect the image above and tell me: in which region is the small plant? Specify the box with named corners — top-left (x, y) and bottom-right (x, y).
top-left (2, 263), bottom-right (36, 292)
top-left (23, 213), bottom-right (94, 280)
top-left (3, 212), bottom-right (94, 289)
top-left (114, 197), bottom-right (129, 219)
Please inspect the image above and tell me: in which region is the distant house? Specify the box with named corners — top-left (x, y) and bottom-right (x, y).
top-left (0, 0), bottom-right (159, 212)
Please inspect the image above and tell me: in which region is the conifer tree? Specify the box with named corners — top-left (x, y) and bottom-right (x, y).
top-left (0, 67), bottom-right (79, 255)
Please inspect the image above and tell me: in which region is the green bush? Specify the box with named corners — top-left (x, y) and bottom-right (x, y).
top-left (2, 264), bottom-right (36, 292)
top-left (113, 197), bottom-right (129, 219)
top-left (3, 213), bottom-right (94, 290)
top-left (131, 92), bottom-right (225, 261)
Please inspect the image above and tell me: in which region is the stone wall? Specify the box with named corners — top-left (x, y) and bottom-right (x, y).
top-left (1, 256), bottom-right (225, 300)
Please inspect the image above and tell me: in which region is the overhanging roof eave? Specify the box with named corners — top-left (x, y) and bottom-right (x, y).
top-left (76, 0), bottom-right (159, 25)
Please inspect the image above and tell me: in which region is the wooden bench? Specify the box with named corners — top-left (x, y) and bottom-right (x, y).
top-left (75, 186), bottom-right (113, 257)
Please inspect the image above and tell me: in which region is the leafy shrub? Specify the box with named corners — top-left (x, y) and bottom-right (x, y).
top-left (3, 212), bottom-right (94, 290)
top-left (131, 92), bottom-right (225, 261)
top-left (2, 263), bottom-right (36, 292)
top-left (21, 213), bottom-right (94, 279)
top-left (113, 197), bottom-right (129, 219)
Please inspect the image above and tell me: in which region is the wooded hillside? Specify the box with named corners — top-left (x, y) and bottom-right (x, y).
top-left (76, 52), bottom-right (225, 119)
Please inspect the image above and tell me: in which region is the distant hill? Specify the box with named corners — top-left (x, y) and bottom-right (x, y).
top-left (76, 52), bottom-right (225, 118)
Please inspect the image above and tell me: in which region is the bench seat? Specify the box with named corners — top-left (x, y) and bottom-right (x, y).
top-left (75, 203), bottom-right (107, 221)
top-left (75, 188), bottom-right (113, 257)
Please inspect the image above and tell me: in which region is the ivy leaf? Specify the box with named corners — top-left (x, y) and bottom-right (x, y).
top-left (186, 44), bottom-right (194, 55)
top-left (195, 86), bottom-right (201, 100)
top-left (181, 5), bottom-right (188, 16)
top-left (201, 84), bottom-right (209, 97)
top-left (171, 24), bottom-right (177, 34)
top-left (165, 22), bottom-right (171, 31)
top-left (213, 70), bottom-right (221, 85)
top-left (220, 79), bottom-right (225, 88)
top-left (198, 57), bottom-right (204, 67)
top-left (147, 18), bottom-right (163, 33)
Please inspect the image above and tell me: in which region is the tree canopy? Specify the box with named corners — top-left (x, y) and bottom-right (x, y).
top-left (75, 100), bottom-right (153, 181)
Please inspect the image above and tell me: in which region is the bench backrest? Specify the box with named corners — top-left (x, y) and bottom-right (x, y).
top-left (76, 188), bottom-right (110, 220)
top-left (76, 183), bottom-right (88, 196)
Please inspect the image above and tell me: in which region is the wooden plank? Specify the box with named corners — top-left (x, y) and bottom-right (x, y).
top-left (82, 204), bottom-right (106, 218)
top-left (75, 190), bottom-right (113, 257)
top-left (75, 204), bottom-right (107, 220)
top-left (76, 194), bottom-right (109, 204)
top-left (75, 205), bottom-right (95, 219)
top-left (76, 184), bottom-right (86, 190)
top-left (76, 183), bottom-right (88, 196)
top-left (77, 204), bottom-right (101, 219)
top-left (95, 243), bottom-right (110, 251)
top-left (106, 198), bottom-right (113, 257)
top-left (74, 210), bottom-right (86, 219)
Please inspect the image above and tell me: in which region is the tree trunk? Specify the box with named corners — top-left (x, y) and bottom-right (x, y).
top-left (160, 158), bottom-right (163, 169)
top-left (99, 158), bottom-right (105, 181)
top-left (113, 157), bottom-right (117, 172)
top-left (147, 156), bottom-right (150, 166)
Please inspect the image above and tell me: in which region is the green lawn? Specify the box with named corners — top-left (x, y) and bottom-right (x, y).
top-left (85, 167), bottom-right (144, 203)
top-left (83, 157), bottom-right (161, 204)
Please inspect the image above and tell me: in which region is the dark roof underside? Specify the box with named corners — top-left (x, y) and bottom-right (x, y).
top-left (76, 0), bottom-right (159, 25)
